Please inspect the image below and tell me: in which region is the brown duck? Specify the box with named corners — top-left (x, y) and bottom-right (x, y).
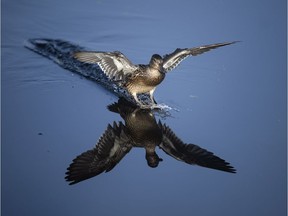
top-left (65, 98), bottom-right (236, 185)
top-left (74, 41), bottom-right (237, 107)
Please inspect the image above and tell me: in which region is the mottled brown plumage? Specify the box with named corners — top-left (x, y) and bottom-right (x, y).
top-left (74, 41), bottom-right (238, 106)
top-left (65, 98), bottom-right (236, 185)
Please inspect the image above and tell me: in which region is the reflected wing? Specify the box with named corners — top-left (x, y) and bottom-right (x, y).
top-left (65, 122), bottom-right (132, 185)
top-left (158, 122), bottom-right (236, 173)
top-left (162, 41), bottom-right (238, 72)
top-left (74, 51), bottom-right (138, 81)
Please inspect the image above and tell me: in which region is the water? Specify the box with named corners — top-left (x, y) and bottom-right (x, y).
top-left (2, 0), bottom-right (287, 216)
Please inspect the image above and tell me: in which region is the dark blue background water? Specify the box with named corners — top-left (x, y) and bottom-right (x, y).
top-left (2, 0), bottom-right (287, 215)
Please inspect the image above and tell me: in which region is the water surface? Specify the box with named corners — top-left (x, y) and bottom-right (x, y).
top-left (2, 0), bottom-right (287, 216)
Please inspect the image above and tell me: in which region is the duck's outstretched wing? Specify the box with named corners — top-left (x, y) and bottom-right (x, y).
top-left (74, 51), bottom-right (138, 81)
top-left (65, 122), bottom-right (132, 185)
top-left (158, 122), bottom-right (236, 173)
top-left (162, 41), bottom-right (238, 72)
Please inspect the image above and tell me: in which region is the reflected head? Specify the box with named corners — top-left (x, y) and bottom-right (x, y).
top-left (146, 152), bottom-right (163, 168)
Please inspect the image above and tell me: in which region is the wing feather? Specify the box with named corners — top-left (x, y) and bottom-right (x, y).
top-left (163, 41), bottom-right (238, 72)
top-left (158, 122), bottom-right (236, 173)
top-left (74, 51), bottom-right (138, 81)
top-left (65, 122), bottom-right (132, 185)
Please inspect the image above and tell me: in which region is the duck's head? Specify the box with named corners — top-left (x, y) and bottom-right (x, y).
top-left (149, 54), bottom-right (163, 67)
top-left (145, 150), bottom-right (163, 168)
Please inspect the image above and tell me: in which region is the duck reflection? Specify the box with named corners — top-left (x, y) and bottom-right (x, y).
top-left (65, 98), bottom-right (236, 185)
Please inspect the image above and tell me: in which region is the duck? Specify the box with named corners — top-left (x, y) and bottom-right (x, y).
top-left (73, 41), bottom-right (237, 107)
top-left (65, 98), bottom-right (236, 185)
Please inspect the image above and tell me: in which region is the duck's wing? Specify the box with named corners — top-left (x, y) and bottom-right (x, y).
top-left (65, 122), bottom-right (132, 185)
top-left (74, 51), bottom-right (138, 81)
top-left (158, 122), bottom-right (236, 173)
top-left (162, 41), bottom-right (238, 72)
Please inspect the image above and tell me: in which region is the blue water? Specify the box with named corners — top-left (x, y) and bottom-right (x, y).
top-left (2, 0), bottom-right (287, 216)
